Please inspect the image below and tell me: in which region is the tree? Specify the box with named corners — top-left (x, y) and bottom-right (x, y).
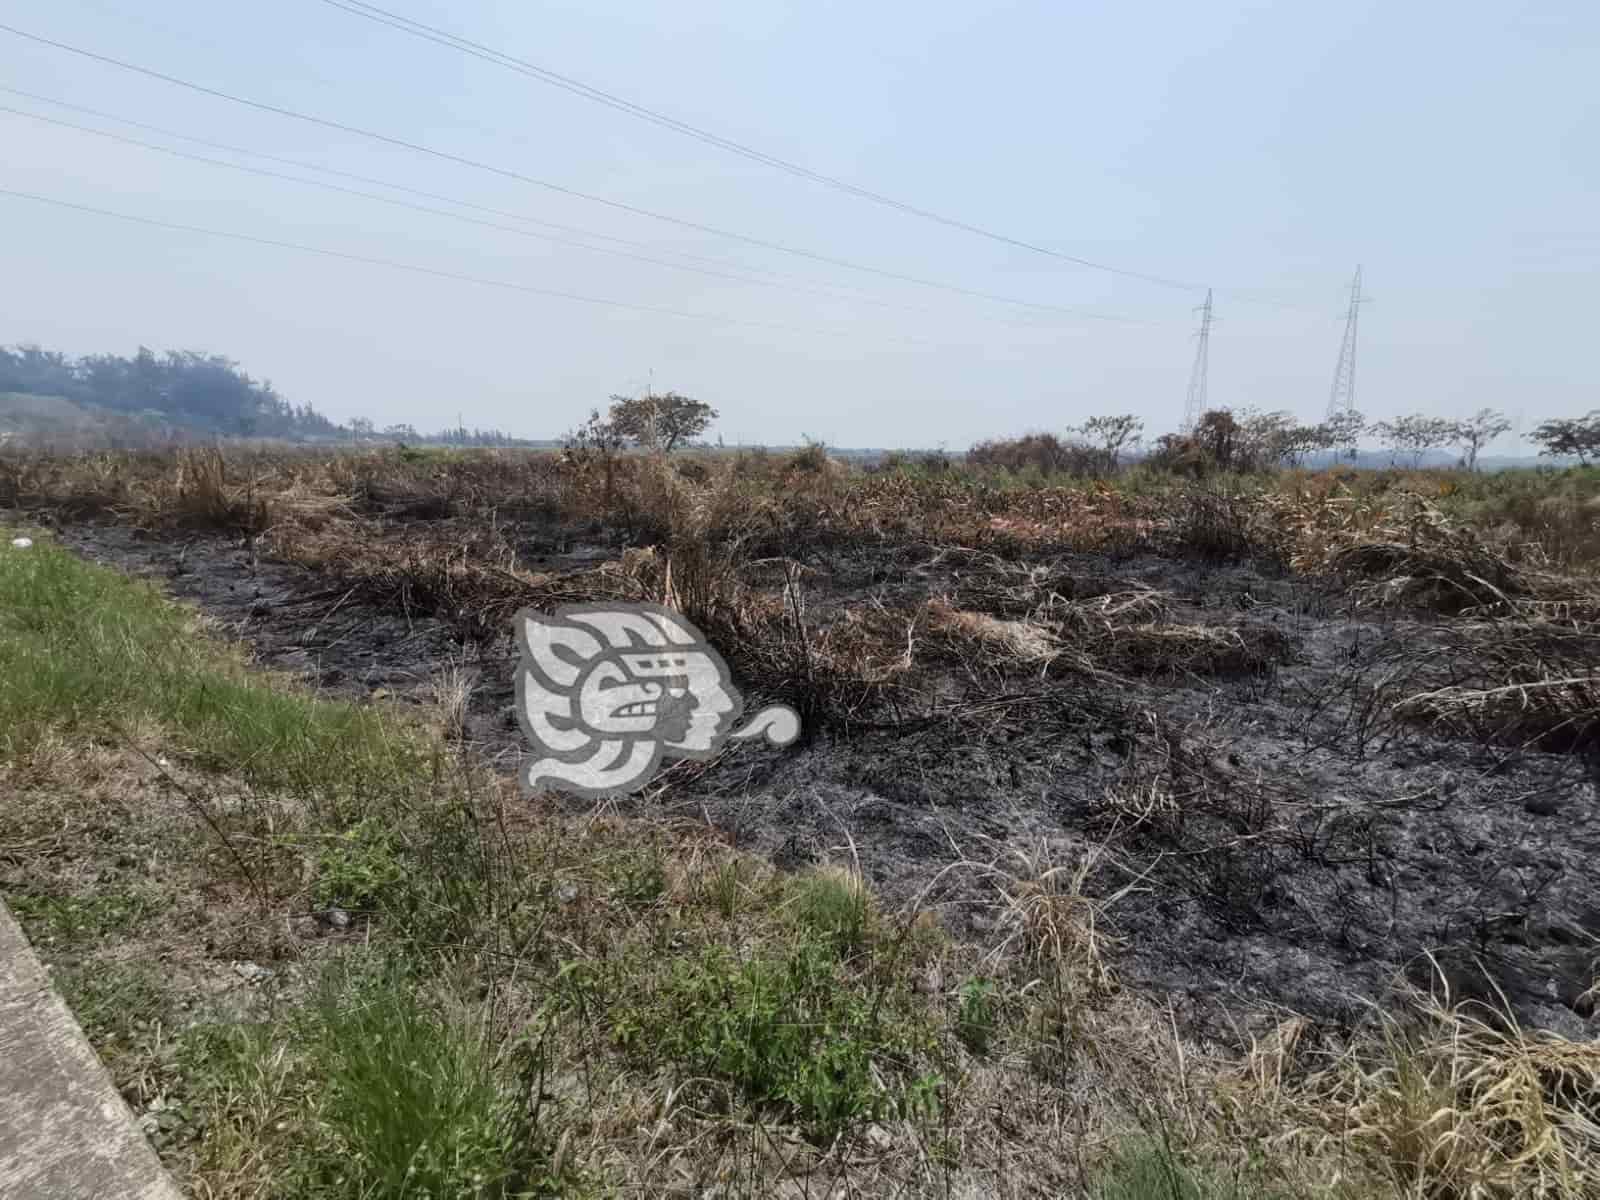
top-left (1529, 412), bottom-right (1600, 467)
top-left (563, 407), bottom-right (627, 506)
top-left (606, 391), bottom-right (718, 452)
top-left (1371, 414), bottom-right (1455, 468)
top-left (1074, 414), bottom-right (1143, 471)
top-left (1449, 408), bottom-right (1512, 471)
top-left (1193, 409), bottom-right (1243, 472)
top-left (1321, 409), bottom-right (1366, 462)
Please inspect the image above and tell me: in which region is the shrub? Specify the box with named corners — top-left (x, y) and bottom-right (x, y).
top-left (968, 432), bottom-right (1099, 477)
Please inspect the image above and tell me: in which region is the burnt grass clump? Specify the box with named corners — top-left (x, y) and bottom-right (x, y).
top-left (18, 446), bottom-right (1600, 1042)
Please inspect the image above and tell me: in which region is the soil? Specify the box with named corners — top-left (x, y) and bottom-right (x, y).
top-left (53, 519), bottom-right (1600, 1043)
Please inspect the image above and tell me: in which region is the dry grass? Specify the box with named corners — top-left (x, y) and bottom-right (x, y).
top-left (1288, 976), bottom-right (1600, 1198)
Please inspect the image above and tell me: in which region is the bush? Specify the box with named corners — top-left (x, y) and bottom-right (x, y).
top-left (968, 432), bottom-right (1100, 477)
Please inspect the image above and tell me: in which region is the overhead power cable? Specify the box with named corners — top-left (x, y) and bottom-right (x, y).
top-left (0, 85), bottom-right (918, 302)
top-left (0, 22), bottom-right (1150, 323)
top-left (317, 0), bottom-right (1204, 292)
top-left (2, 100), bottom-right (1101, 328)
top-left (0, 186), bottom-right (949, 344)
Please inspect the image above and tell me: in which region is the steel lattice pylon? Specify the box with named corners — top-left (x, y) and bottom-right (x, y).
top-left (1326, 266), bottom-right (1365, 421)
top-left (1181, 288), bottom-right (1214, 433)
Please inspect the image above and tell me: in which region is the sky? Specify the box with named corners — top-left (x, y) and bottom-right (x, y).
top-left (1, 0), bottom-right (1595, 448)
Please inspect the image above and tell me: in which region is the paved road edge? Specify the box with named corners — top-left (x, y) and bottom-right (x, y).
top-left (0, 897), bottom-right (185, 1199)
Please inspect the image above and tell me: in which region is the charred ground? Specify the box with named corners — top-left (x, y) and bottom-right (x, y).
top-left (31, 447), bottom-right (1599, 1044)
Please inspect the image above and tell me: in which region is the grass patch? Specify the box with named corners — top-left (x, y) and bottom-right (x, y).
top-left (0, 533), bottom-right (435, 800)
top-left (305, 958), bottom-right (549, 1198)
top-left (784, 865), bottom-right (872, 957)
top-left (623, 936), bottom-right (941, 1141)
top-left (8, 887), bottom-right (164, 947)
top-left (1092, 1140), bottom-right (1269, 1199)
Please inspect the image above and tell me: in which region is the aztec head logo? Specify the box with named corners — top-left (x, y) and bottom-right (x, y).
top-left (514, 603), bottom-right (800, 798)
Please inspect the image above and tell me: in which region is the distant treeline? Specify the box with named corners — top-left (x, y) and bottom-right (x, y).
top-left (0, 344), bottom-right (539, 446)
top-left (0, 343), bottom-right (338, 439)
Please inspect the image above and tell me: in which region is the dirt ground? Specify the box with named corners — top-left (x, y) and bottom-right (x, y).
top-left (55, 517), bottom-right (1600, 1045)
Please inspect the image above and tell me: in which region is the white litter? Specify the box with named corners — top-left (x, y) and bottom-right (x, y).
top-left (9, 537), bottom-right (32, 549)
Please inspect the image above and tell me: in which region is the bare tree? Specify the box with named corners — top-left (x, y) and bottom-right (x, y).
top-left (1320, 410), bottom-right (1365, 462)
top-left (1449, 407), bottom-right (1512, 471)
top-left (1371, 414), bottom-right (1455, 468)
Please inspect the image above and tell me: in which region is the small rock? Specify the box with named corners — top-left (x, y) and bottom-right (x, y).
top-left (233, 961), bottom-right (274, 984)
top-left (317, 907), bottom-right (352, 930)
top-left (1524, 795), bottom-right (1562, 817)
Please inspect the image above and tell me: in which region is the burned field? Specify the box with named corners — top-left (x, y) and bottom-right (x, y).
top-left (27, 449), bottom-right (1600, 1044)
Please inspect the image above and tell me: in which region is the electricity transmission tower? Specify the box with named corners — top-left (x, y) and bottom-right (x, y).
top-left (1181, 289), bottom-right (1214, 432)
top-left (1325, 266), bottom-right (1367, 420)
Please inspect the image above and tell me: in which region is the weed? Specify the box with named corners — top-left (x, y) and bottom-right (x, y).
top-left (707, 857), bottom-right (744, 919)
top-left (956, 975), bottom-right (1000, 1055)
top-left (633, 938), bottom-right (938, 1141)
top-left (312, 818), bottom-right (407, 911)
top-left (607, 843), bottom-right (667, 908)
top-left (785, 865), bottom-right (871, 957)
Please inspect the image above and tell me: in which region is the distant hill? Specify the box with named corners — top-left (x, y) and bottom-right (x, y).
top-left (0, 344), bottom-right (537, 449)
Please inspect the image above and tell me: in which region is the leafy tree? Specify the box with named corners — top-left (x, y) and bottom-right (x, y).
top-left (1449, 408), bottom-right (1512, 471)
top-left (1074, 414), bottom-right (1143, 471)
top-left (1529, 412), bottom-right (1600, 467)
top-left (607, 392), bottom-right (718, 452)
top-left (1371, 414), bottom-right (1455, 468)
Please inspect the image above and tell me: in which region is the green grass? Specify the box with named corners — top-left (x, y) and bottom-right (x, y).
top-left (784, 866), bottom-right (871, 957)
top-left (7, 887), bottom-right (164, 947)
top-left (1092, 1141), bottom-right (1281, 1200)
top-left (305, 958), bottom-right (549, 1198)
top-left (0, 533), bottom-right (436, 800)
top-left (620, 936), bottom-right (941, 1141)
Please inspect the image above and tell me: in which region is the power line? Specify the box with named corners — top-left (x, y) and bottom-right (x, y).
top-left (316, 0), bottom-right (1205, 293)
top-left (2, 85), bottom-right (1134, 328)
top-left (0, 21), bottom-right (1152, 324)
top-left (0, 84), bottom-right (939, 306)
top-left (0, 100), bottom-right (1095, 329)
top-left (0, 186), bottom-right (941, 345)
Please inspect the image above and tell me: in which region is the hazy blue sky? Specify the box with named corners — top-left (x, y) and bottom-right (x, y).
top-left (2, 0), bottom-right (1595, 446)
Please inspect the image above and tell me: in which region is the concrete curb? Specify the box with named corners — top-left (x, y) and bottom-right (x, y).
top-left (0, 898), bottom-right (185, 1199)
